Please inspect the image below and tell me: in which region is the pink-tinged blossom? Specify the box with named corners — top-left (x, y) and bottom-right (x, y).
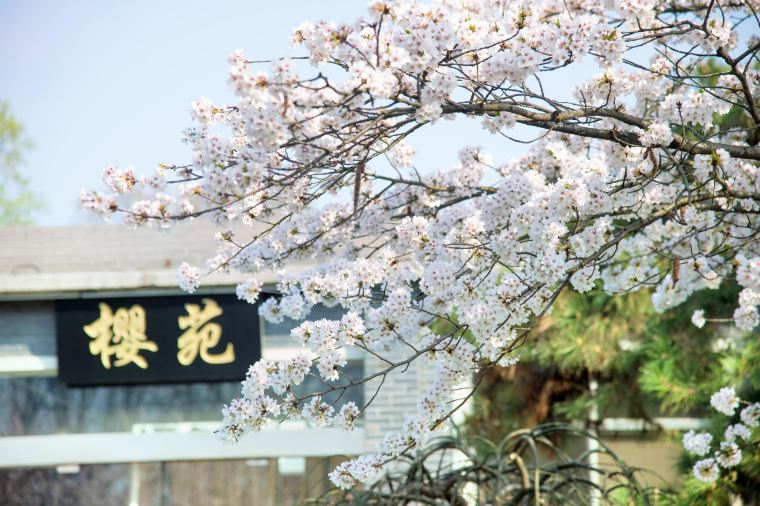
top-left (736, 256), bottom-right (760, 291)
top-left (741, 403), bottom-right (760, 428)
top-left (691, 310), bottom-right (706, 329)
top-left (710, 387), bottom-right (740, 416)
top-left (79, 189), bottom-right (117, 220)
top-left (176, 262), bottom-right (200, 293)
top-left (334, 402), bottom-right (360, 431)
top-left (302, 397), bottom-right (334, 428)
top-left (281, 354), bottom-right (311, 386)
top-left (258, 298), bottom-right (284, 324)
top-left (724, 423), bottom-right (751, 443)
top-left (332, 453), bottom-right (383, 486)
top-left (191, 97), bottom-right (215, 124)
top-left (102, 165), bottom-right (137, 194)
top-left (734, 305), bottom-right (759, 332)
top-left (328, 462), bottom-right (355, 490)
top-left (692, 458), bottom-right (719, 483)
top-left (639, 121), bottom-right (674, 147)
top-left (716, 441), bottom-right (742, 468)
top-left (236, 278), bottom-right (263, 304)
top-left (683, 430), bottom-right (712, 457)
top-left (317, 349), bottom-right (346, 381)
top-left (382, 432), bottom-right (406, 457)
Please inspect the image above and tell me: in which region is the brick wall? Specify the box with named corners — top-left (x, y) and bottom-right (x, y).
top-left (362, 342), bottom-right (437, 452)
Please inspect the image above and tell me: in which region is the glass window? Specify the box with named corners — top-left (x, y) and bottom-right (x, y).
top-left (0, 361), bottom-right (364, 436)
top-left (0, 302), bottom-right (55, 357)
top-left (0, 377), bottom-right (239, 436)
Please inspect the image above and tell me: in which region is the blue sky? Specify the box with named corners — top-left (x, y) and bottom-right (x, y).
top-left (1, 1), bottom-right (362, 224)
top-left (2, 1), bottom-right (583, 226)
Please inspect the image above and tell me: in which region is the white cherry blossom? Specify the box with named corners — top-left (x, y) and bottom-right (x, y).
top-left (84, 0), bottom-right (760, 487)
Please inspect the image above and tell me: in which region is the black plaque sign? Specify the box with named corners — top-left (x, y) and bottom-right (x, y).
top-left (55, 294), bottom-right (261, 385)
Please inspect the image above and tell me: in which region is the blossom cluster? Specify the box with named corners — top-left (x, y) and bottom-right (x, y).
top-left (684, 387), bottom-right (759, 484)
top-left (83, 0), bottom-right (760, 488)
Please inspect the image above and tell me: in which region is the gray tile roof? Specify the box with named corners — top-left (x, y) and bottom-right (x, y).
top-left (0, 222), bottom-right (277, 296)
top-left (1, 222), bottom-right (220, 275)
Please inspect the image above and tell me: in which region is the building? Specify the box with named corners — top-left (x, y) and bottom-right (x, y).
top-left (0, 223), bottom-right (434, 505)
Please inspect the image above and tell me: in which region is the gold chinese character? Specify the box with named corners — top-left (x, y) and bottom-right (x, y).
top-left (83, 303), bottom-right (158, 369)
top-left (177, 298), bottom-right (235, 365)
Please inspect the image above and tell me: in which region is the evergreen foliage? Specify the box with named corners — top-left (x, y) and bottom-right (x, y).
top-left (0, 101), bottom-right (40, 225)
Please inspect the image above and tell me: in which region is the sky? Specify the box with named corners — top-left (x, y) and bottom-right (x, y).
top-left (1, 1), bottom-right (582, 226)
